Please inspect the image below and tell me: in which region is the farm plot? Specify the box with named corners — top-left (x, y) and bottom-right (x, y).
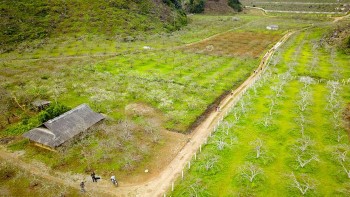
top-left (171, 26), bottom-right (350, 196)
top-left (183, 32), bottom-right (281, 58)
top-left (0, 15), bottom-right (331, 186)
top-left (0, 15), bottom-right (257, 61)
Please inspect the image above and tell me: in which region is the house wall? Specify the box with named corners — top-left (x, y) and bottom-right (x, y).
top-left (31, 141), bottom-right (57, 152)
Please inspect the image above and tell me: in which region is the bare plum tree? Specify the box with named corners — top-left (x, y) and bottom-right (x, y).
top-left (293, 136), bottom-right (315, 153)
top-left (333, 145), bottom-right (350, 178)
top-left (215, 136), bottom-right (227, 151)
top-left (295, 153), bottom-right (319, 168)
top-left (202, 156), bottom-right (219, 171)
top-left (288, 173), bottom-right (317, 195)
top-left (239, 163), bottom-right (264, 183)
top-left (250, 138), bottom-right (263, 159)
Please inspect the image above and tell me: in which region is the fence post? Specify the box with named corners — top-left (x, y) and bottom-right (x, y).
top-left (172, 182), bottom-right (174, 192)
top-left (188, 161), bottom-right (191, 169)
top-left (182, 170), bottom-right (184, 180)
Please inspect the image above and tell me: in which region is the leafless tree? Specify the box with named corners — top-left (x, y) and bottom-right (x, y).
top-left (271, 85), bottom-right (283, 98)
top-left (263, 116), bottom-right (271, 128)
top-left (293, 136), bottom-right (315, 153)
top-left (215, 136), bottom-right (227, 151)
top-left (340, 162), bottom-right (350, 179)
top-left (295, 153), bottom-right (319, 168)
top-left (221, 121), bottom-right (233, 135)
top-left (288, 173), bottom-right (317, 195)
top-left (332, 145), bottom-right (349, 163)
top-left (250, 138), bottom-right (263, 159)
top-left (234, 111), bottom-right (241, 121)
top-left (333, 145), bottom-right (350, 178)
top-left (299, 76), bottom-right (315, 88)
top-left (240, 100), bottom-right (247, 114)
top-left (239, 163), bottom-right (264, 183)
top-left (295, 113), bottom-right (307, 136)
top-left (298, 90), bottom-right (312, 113)
top-left (230, 135), bottom-right (238, 146)
top-left (202, 156), bottom-right (219, 171)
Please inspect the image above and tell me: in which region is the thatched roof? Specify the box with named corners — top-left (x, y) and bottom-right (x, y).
top-left (23, 104), bottom-right (104, 148)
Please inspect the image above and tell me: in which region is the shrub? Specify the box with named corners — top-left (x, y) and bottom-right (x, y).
top-left (37, 103), bottom-right (70, 123)
top-left (228, 0), bottom-right (242, 12)
top-left (189, 0), bottom-right (206, 13)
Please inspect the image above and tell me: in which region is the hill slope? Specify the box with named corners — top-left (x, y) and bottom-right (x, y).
top-left (204, 0), bottom-right (235, 14)
top-left (0, 0), bottom-right (187, 53)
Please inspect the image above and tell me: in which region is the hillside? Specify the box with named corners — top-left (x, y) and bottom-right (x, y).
top-left (204, 0), bottom-right (235, 14)
top-left (0, 0), bottom-right (187, 53)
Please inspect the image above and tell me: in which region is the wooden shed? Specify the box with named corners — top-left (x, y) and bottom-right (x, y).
top-left (23, 104), bottom-right (104, 151)
top-left (31, 100), bottom-right (51, 111)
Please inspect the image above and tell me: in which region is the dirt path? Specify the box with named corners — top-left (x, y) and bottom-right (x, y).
top-left (245, 6), bottom-right (347, 15)
top-left (333, 13), bottom-right (350, 23)
top-left (0, 31), bottom-right (295, 196)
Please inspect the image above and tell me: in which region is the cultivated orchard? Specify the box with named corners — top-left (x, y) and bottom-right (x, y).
top-left (172, 27), bottom-right (350, 196)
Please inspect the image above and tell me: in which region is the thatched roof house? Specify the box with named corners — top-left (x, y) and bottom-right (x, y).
top-left (23, 104), bottom-right (104, 150)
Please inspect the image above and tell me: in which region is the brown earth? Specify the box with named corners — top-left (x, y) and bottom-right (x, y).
top-left (204, 0), bottom-right (234, 14)
top-left (182, 31), bottom-right (281, 58)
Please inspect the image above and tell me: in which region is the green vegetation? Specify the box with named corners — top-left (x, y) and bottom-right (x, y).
top-left (171, 24), bottom-right (350, 196)
top-left (0, 159), bottom-right (80, 196)
top-left (1, 1), bottom-right (349, 195)
top-left (0, 14), bottom-right (270, 182)
top-left (183, 0), bottom-right (206, 13)
top-left (0, 0), bottom-right (187, 53)
top-left (3, 103), bottom-right (70, 136)
top-left (228, 0), bottom-right (243, 12)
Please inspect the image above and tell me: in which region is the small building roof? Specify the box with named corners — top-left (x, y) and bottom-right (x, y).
top-left (23, 104), bottom-right (104, 148)
top-left (31, 100), bottom-right (51, 107)
top-left (266, 25), bottom-right (279, 30)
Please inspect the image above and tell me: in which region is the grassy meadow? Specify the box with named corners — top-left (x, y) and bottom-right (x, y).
top-left (171, 24), bottom-right (350, 196)
top-left (0, 14), bottom-right (291, 180)
top-left (0, 5), bottom-right (348, 196)
top-left (0, 158), bottom-right (81, 196)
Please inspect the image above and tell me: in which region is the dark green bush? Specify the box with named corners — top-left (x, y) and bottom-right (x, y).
top-left (188, 0), bottom-right (206, 13)
top-left (228, 0), bottom-right (242, 12)
top-left (37, 103), bottom-right (70, 123)
top-left (3, 103), bottom-right (70, 136)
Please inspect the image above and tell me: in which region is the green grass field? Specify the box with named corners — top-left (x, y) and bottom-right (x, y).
top-left (171, 24), bottom-right (350, 196)
top-left (0, 3), bottom-right (349, 195)
top-left (0, 158), bottom-right (81, 196)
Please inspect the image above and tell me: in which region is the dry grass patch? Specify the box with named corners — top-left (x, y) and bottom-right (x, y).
top-left (183, 32), bottom-right (281, 58)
